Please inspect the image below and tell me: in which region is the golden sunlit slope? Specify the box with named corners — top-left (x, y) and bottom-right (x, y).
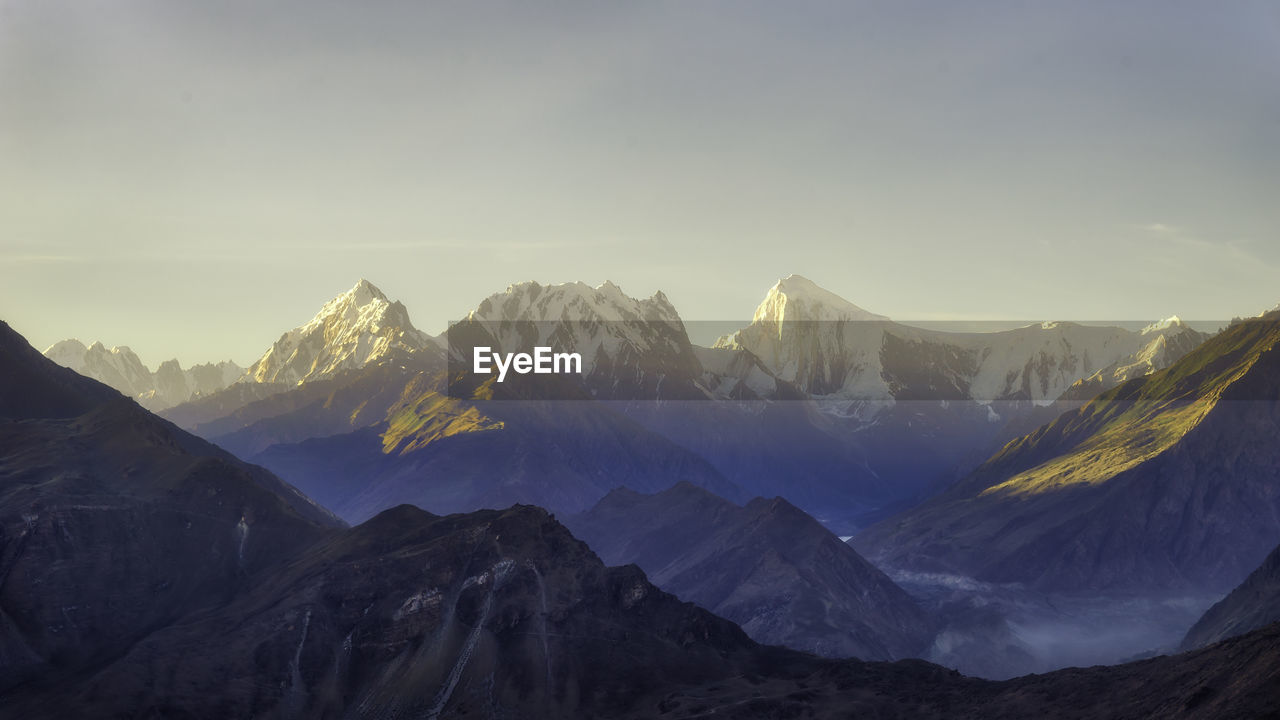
top-left (379, 375), bottom-right (504, 455)
top-left (856, 316), bottom-right (1280, 593)
top-left (978, 318), bottom-right (1280, 497)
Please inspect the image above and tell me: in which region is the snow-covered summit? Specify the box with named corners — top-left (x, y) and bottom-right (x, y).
top-left (752, 275), bottom-right (889, 326)
top-left (716, 276), bottom-right (893, 396)
top-left (44, 338), bottom-right (91, 372)
top-left (1141, 316), bottom-right (1188, 335)
top-left (248, 279), bottom-right (432, 385)
top-left (466, 280), bottom-right (681, 325)
top-left (44, 340), bottom-right (153, 397)
top-left (456, 280), bottom-right (697, 381)
top-left (717, 276), bottom-right (1209, 403)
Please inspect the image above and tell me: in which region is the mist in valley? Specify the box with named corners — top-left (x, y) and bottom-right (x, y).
top-left (889, 570), bottom-right (1221, 679)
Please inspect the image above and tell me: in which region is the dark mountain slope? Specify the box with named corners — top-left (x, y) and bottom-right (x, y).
top-left (0, 321), bottom-right (121, 419)
top-left (566, 482), bottom-right (934, 661)
top-left (636, 623), bottom-right (1280, 720)
top-left (6, 500), bottom-right (1280, 718)
top-left (0, 321), bottom-right (341, 694)
top-left (6, 504), bottom-right (779, 718)
top-left (1182, 542), bottom-right (1280, 650)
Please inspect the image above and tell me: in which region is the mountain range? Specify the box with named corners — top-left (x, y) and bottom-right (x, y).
top-left (46, 274), bottom-right (1204, 410)
top-left (41, 338), bottom-right (244, 411)
top-left (6, 317), bottom-right (1280, 717)
top-left (718, 275), bottom-right (1206, 403)
top-left (31, 275), bottom-right (1277, 683)
top-left (38, 276), bottom-right (1202, 536)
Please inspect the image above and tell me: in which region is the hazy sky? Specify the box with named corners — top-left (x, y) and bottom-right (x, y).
top-left (3, 1), bottom-right (1278, 366)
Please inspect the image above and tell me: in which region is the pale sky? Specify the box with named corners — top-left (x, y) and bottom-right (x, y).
top-left (2, 1), bottom-right (1278, 367)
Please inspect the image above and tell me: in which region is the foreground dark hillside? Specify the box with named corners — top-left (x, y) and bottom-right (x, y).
top-left (0, 321), bottom-right (340, 695)
top-left (9, 492), bottom-right (1280, 718)
top-left (8, 496), bottom-right (1280, 719)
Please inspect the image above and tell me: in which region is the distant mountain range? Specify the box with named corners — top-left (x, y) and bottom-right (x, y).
top-left (719, 275), bottom-right (1206, 402)
top-left (41, 338), bottom-right (244, 411)
top-left (45, 274), bottom-right (1206, 410)
top-left (36, 276), bottom-right (1199, 536)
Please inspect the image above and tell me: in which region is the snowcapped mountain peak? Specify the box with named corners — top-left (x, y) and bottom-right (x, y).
top-left (714, 277), bottom-right (893, 397)
top-left (249, 280), bottom-right (431, 385)
top-left (716, 277), bottom-right (1212, 402)
top-left (44, 339), bottom-right (89, 371)
top-left (311, 279), bottom-right (395, 325)
top-left (456, 280), bottom-right (697, 384)
top-left (1141, 315), bottom-right (1187, 335)
top-left (467, 280), bottom-right (680, 324)
top-left (348, 278), bottom-right (388, 304)
top-left (753, 275), bottom-right (889, 325)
